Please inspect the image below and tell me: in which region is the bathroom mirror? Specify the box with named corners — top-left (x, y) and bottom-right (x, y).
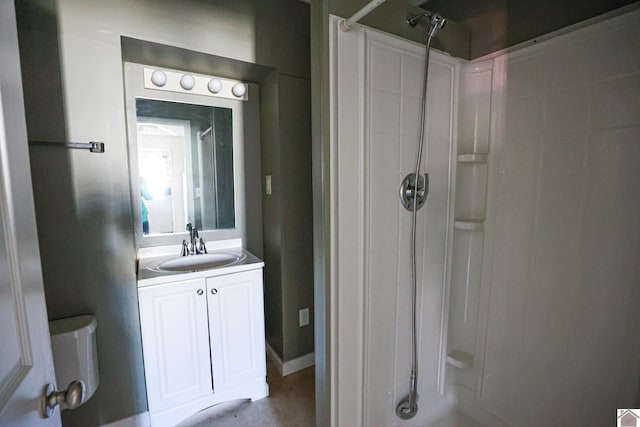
top-left (125, 62), bottom-right (246, 247)
top-left (135, 99), bottom-right (235, 234)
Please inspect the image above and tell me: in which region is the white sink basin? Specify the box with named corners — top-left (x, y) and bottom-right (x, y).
top-left (154, 252), bottom-right (245, 272)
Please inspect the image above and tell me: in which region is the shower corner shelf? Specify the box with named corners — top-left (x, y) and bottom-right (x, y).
top-left (457, 153), bottom-right (488, 163)
top-left (454, 219), bottom-right (484, 231)
top-left (446, 350), bottom-right (474, 369)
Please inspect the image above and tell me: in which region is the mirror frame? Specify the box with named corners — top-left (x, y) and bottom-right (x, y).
top-left (124, 62), bottom-right (246, 248)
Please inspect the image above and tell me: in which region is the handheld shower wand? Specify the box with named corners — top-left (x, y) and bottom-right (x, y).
top-left (407, 11), bottom-right (448, 40)
top-left (396, 10), bottom-right (447, 421)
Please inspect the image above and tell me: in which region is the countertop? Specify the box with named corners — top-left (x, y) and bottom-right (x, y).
top-left (137, 242), bottom-right (264, 287)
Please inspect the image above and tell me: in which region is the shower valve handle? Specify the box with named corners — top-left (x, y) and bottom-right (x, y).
top-left (399, 173), bottom-right (429, 211)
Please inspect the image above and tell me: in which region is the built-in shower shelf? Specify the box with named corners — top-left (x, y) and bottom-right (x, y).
top-left (454, 219), bottom-right (484, 231)
top-left (447, 350), bottom-right (474, 369)
top-left (457, 153), bottom-right (488, 163)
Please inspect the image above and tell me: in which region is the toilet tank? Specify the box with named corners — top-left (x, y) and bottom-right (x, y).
top-left (49, 315), bottom-right (100, 406)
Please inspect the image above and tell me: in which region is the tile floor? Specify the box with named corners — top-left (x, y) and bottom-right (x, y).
top-left (178, 361), bottom-right (315, 427)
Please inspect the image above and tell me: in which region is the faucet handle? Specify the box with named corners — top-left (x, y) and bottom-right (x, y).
top-left (199, 238), bottom-right (207, 254)
top-left (181, 240), bottom-right (189, 256)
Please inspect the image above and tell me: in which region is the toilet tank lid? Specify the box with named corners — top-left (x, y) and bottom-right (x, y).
top-left (49, 315), bottom-right (97, 337)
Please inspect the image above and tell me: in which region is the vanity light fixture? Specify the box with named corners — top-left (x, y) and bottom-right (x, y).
top-left (231, 83), bottom-right (247, 97)
top-left (150, 70), bottom-right (167, 87)
top-left (208, 79), bottom-right (223, 94)
top-left (180, 74), bottom-right (196, 90)
top-left (142, 66), bottom-right (248, 101)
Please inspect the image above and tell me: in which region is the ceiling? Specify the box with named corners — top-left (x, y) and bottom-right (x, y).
top-left (412, 0), bottom-right (639, 57)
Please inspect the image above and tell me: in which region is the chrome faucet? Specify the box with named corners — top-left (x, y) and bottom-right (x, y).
top-left (190, 227), bottom-right (200, 254)
top-left (199, 237), bottom-right (207, 254)
top-left (182, 223), bottom-right (207, 256)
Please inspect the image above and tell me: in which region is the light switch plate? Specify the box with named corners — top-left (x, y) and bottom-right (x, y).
top-left (265, 175), bottom-right (272, 195)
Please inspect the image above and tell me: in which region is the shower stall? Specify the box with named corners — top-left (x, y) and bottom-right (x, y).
top-left (328, 4), bottom-right (640, 427)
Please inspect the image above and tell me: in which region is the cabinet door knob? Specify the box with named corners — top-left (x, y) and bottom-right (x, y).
top-left (210, 288), bottom-right (218, 295)
top-left (197, 289), bottom-right (204, 296)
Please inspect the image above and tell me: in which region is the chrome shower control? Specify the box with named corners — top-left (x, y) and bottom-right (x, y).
top-left (399, 173), bottom-right (428, 211)
top-left (396, 394), bottom-right (418, 420)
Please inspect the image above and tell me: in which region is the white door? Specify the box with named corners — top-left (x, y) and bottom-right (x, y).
top-left (0, 1), bottom-right (61, 426)
top-left (207, 269), bottom-right (266, 392)
top-left (138, 278), bottom-right (213, 412)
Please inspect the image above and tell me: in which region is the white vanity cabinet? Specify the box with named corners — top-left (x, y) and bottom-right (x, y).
top-left (138, 278), bottom-right (212, 412)
top-left (207, 269), bottom-right (266, 392)
top-left (138, 265), bottom-right (268, 427)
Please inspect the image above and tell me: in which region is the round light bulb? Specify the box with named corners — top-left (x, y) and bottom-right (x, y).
top-left (208, 79), bottom-right (223, 94)
top-left (150, 70), bottom-right (167, 87)
top-left (231, 83), bottom-right (247, 97)
top-left (180, 74), bottom-right (196, 90)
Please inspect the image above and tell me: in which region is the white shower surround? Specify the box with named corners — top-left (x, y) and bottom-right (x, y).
top-left (330, 7), bottom-right (640, 427)
top-left (330, 16), bottom-right (458, 426)
top-left (476, 8), bottom-right (640, 427)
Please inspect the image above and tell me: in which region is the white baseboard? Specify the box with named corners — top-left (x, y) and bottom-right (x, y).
top-left (282, 351), bottom-right (315, 376)
top-left (266, 342), bottom-right (314, 376)
top-left (266, 342), bottom-right (284, 373)
top-left (101, 412), bottom-right (150, 427)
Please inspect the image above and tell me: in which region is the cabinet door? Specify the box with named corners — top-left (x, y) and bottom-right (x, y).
top-left (138, 278), bottom-right (212, 412)
top-left (207, 269), bottom-right (266, 392)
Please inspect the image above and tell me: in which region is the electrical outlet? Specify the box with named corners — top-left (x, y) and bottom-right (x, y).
top-left (265, 175), bottom-right (272, 195)
top-left (299, 308), bottom-right (309, 327)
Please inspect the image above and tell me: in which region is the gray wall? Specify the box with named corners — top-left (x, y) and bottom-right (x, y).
top-left (16, 0), bottom-right (312, 425)
top-left (278, 74), bottom-right (314, 361)
top-left (260, 44), bottom-right (315, 363)
top-left (261, 72), bottom-right (314, 363)
top-left (17, 1), bottom-right (147, 425)
top-left (255, 1), bottom-right (314, 364)
top-left (415, 0), bottom-right (639, 58)
top-left (330, 0), bottom-right (637, 60)
top-left (261, 72), bottom-right (284, 357)
top-left (329, 0), bottom-right (471, 59)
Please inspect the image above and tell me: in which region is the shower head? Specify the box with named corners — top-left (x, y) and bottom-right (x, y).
top-left (407, 11), bottom-right (447, 40)
top-left (428, 13), bottom-right (447, 38)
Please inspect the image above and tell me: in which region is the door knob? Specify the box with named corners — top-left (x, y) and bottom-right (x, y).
top-left (41, 380), bottom-right (85, 418)
top-left (211, 288), bottom-right (218, 295)
top-left (197, 289), bottom-right (204, 295)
